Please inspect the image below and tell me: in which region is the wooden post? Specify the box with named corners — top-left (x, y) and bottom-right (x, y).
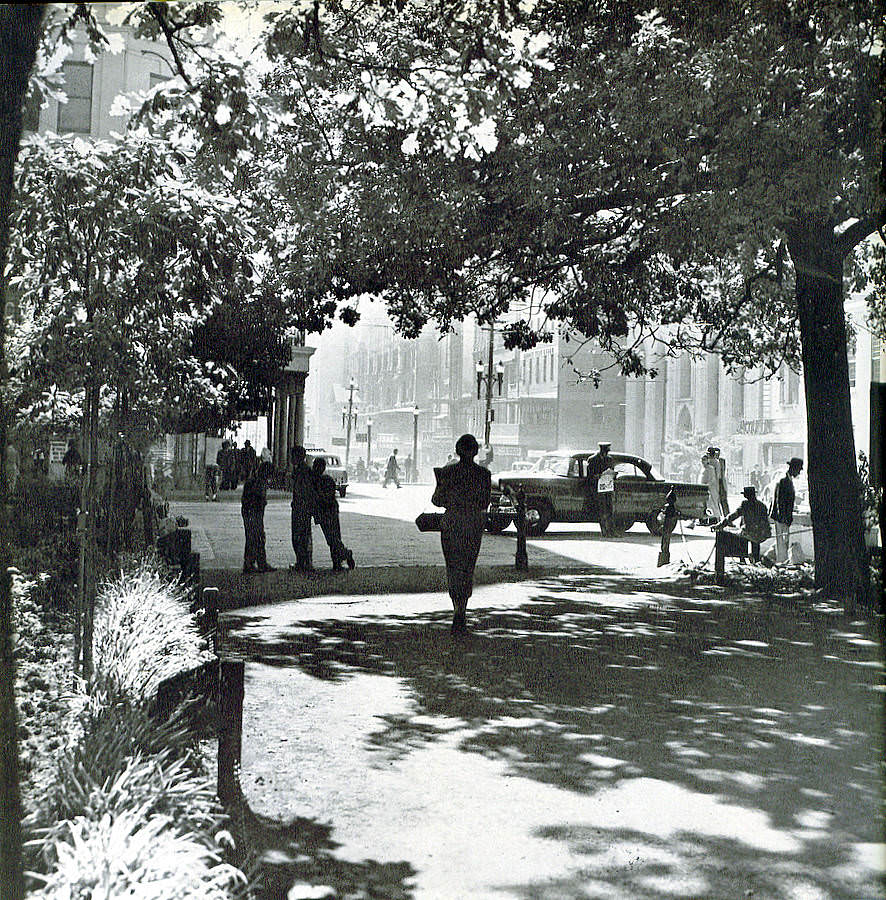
top-left (203, 586), bottom-right (219, 655)
top-left (514, 488), bottom-right (528, 571)
top-left (217, 658), bottom-right (245, 804)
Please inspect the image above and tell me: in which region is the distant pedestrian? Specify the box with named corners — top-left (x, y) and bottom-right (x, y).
top-left (62, 438), bottom-right (81, 482)
top-left (404, 454), bottom-right (413, 483)
top-left (700, 450), bottom-right (722, 523)
top-left (312, 456), bottom-right (355, 571)
top-left (432, 433), bottom-right (492, 635)
top-left (713, 447), bottom-right (730, 516)
top-left (32, 445), bottom-right (47, 476)
top-left (657, 487), bottom-right (679, 567)
top-left (770, 457), bottom-right (803, 563)
top-left (585, 441), bottom-right (615, 531)
top-left (716, 485), bottom-right (771, 562)
top-left (290, 445), bottom-right (318, 572)
top-left (238, 439), bottom-right (256, 483)
top-left (241, 460), bottom-right (274, 574)
top-left (383, 449), bottom-right (401, 488)
top-left (204, 461), bottom-right (219, 501)
top-left (217, 440), bottom-right (233, 490)
top-left (228, 441), bottom-right (240, 489)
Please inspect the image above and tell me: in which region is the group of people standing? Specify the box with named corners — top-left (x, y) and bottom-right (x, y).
top-left (241, 444), bottom-right (355, 575)
top-left (208, 439), bottom-right (258, 499)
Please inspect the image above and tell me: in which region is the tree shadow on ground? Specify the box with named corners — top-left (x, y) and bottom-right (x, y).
top-left (230, 789), bottom-right (415, 900)
top-left (223, 575), bottom-right (883, 899)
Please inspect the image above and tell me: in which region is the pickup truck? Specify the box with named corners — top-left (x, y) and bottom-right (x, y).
top-left (487, 451), bottom-right (709, 537)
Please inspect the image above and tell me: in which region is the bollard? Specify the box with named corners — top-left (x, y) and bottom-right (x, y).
top-left (514, 488), bottom-right (528, 571)
top-left (217, 658), bottom-right (245, 804)
top-left (203, 586), bottom-right (220, 655)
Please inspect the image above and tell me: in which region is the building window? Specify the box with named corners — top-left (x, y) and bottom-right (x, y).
top-left (677, 356), bottom-right (692, 399)
top-left (873, 333), bottom-right (881, 381)
top-left (58, 62), bottom-right (93, 134)
top-left (847, 344), bottom-right (856, 388)
top-left (779, 366), bottom-right (800, 407)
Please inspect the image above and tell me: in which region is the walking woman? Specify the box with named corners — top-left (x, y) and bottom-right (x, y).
top-left (432, 433), bottom-right (492, 634)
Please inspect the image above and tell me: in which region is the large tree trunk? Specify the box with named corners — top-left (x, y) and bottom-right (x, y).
top-left (789, 224), bottom-right (869, 611)
top-left (0, 6), bottom-right (47, 898)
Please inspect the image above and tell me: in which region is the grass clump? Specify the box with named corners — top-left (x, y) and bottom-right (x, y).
top-left (30, 806), bottom-right (244, 900)
top-left (91, 556), bottom-right (212, 702)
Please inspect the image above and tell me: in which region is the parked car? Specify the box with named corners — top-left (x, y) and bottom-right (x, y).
top-left (305, 448), bottom-right (349, 497)
top-left (487, 450), bottom-right (709, 537)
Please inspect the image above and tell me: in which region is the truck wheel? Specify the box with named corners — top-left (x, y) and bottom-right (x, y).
top-left (524, 500), bottom-right (551, 536)
top-left (645, 513), bottom-right (663, 536)
top-left (338, 486), bottom-right (347, 498)
top-left (485, 513), bottom-right (512, 534)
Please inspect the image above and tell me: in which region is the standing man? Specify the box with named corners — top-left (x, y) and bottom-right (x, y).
top-left (383, 448), bottom-right (401, 488)
top-left (290, 445), bottom-right (318, 572)
top-left (216, 440), bottom-right (230, 490)
top-left (239, 439), bottom-right (256, 483)
top-left (585, 442), bottom-right (615, 530)
top-left (312, 456), bottom-right (355, 570)
top-left (241, 460), bottom-right (274, 574)
top-left (713, 447), bottom-right (730, 516)
top-left (770, 457), bottom-right (803, 563)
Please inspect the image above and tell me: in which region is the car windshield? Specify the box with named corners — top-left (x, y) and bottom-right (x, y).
top-left (532, 455), bottom-right (571, 476)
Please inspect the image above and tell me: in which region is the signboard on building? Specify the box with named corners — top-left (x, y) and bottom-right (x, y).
top-left (355, 432), bottom-right (367, 443)
top-left (331, 437), bottom-right (346, 446)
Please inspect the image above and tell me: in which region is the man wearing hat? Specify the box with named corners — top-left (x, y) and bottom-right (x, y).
top-left (770, 457), bottom-right (804, 563)
top-left (586, 442), bottom-right (615, 530)
top-left (715, 484), bottom-right (771, 562)
top-left (713, 447), bottom-right (730, 516)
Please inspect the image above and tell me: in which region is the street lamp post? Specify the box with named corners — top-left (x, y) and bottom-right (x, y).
top-left (342, 378), bottom-right (358, 468)
top-left (366, 417), bottom-right (373, 469)
top-left (412, 405), bottom-right (419, 483)
top-left (475, 323), bottom-right (505, 452)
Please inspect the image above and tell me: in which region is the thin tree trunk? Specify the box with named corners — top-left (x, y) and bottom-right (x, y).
top-left (0, 7), bottom-right (47, 898)
top-left (789, 224), bottom-right (870, 611)
top-left (79, 380), bottom-right (99, 683)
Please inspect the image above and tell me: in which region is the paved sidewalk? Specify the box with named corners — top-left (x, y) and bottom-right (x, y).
top-left (220, 572), bottom-right (884, 900)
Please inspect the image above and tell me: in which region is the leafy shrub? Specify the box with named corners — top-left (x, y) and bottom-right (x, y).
top-left (91, 557), bottom-right (212, 701)
top-left (10, 532), bottom-right (79, 615)
top-left (30, 806), bottom-right (245, 900)
top-left (10, 473), bottom-right (79, 544)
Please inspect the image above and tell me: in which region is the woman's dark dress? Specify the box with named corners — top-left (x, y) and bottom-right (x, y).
top-left (433, 460), bottom-right (492, 608)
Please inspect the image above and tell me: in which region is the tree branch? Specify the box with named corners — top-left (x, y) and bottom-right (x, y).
top-left (147, 2), bottom-right (192, 87)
